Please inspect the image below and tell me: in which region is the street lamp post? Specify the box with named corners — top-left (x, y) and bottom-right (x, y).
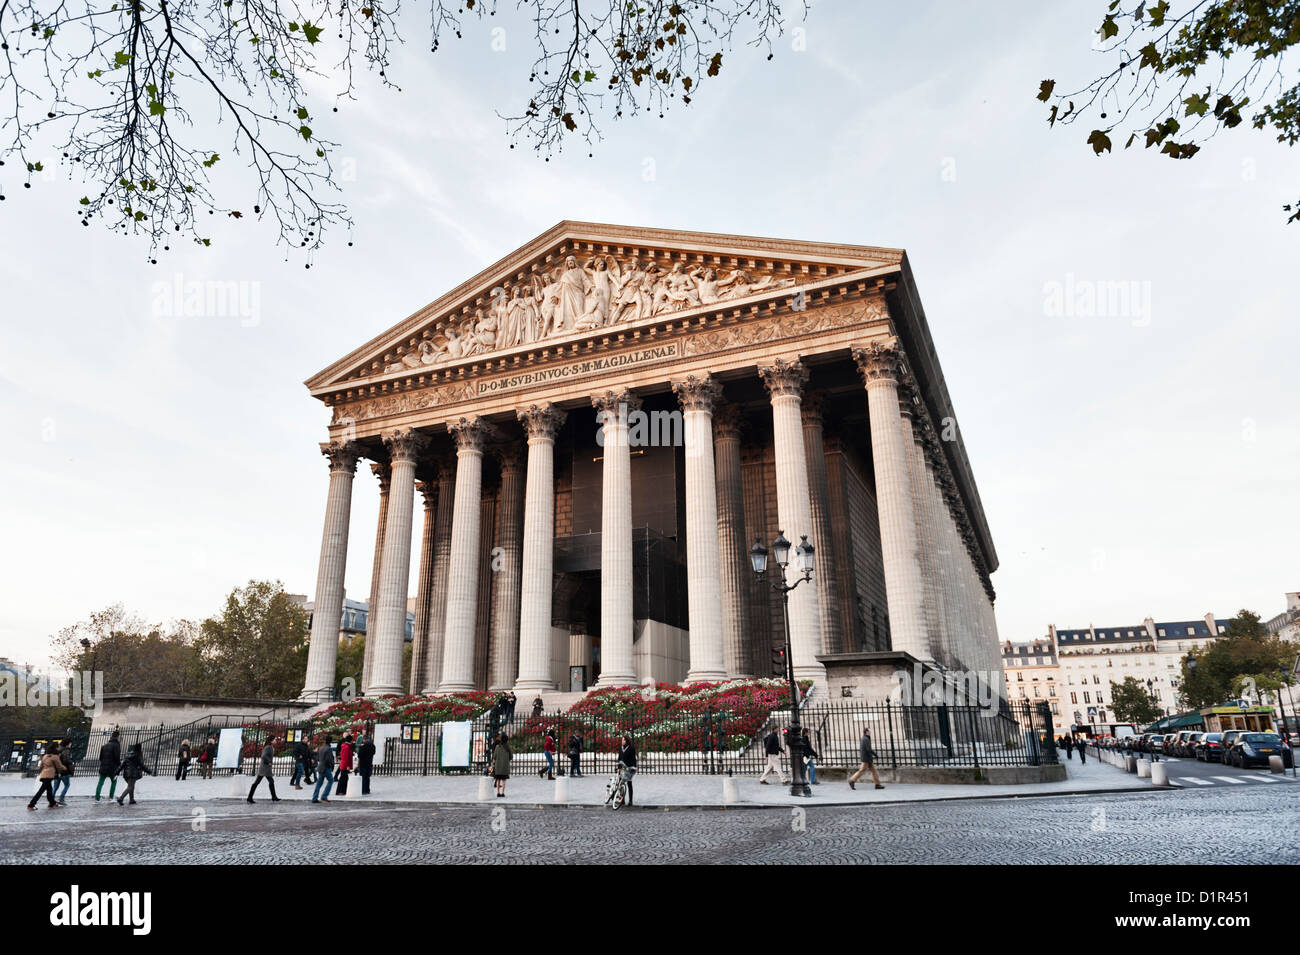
top-left (750, 530), bottom-right (815, 798)
top-left (1277, 668), bottom-right (1297, 779)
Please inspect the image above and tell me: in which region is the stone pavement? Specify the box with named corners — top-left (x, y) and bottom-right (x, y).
top-left (2, 779), bottom-right (1296, 865)
top-left (0, 753), bottom-right (1147, 809)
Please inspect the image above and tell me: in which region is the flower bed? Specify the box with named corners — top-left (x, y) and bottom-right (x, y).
top-left (503, 679), bottom-right (808, 754)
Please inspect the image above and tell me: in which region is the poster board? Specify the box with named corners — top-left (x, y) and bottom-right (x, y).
top-left (439, 721), bottom-right (472, 769)
top-left (214, 728), bottom-right (244, 770)
top-left (372, 723), bottom-right (403, 767)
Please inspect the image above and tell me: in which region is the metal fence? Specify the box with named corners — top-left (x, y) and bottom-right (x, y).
top-left (19, 699), bottom-right (1055, 778)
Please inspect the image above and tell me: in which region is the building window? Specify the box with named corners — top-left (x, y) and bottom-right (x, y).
top-left (1158, 628), bottom-right (1166, 636)
top-left (1084, 692), bottom-right (1091, 704)
top-left (1070, 693), bottom-right (1077, 704)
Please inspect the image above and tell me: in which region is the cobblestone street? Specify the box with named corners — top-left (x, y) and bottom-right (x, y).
top-left (4, 782), bottom-right (1296, 864)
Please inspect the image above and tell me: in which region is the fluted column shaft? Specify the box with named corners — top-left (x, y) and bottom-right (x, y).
top-left (918, 449), bottom-right (953, 667)
top-left (853, 341), bottom-right (931, 662)
top-left (594, 391), bottom-right (638, 687)
top-left (758, 360), bottom-right (826, 687)
top-left (713, 405), bottom-right (753, 679)
top-left (515, 404), bottom-right (565, 691)
top-left (303, 442), bottom-right (360, 697)
top-left (900, 406), bottom-right (942, 664)
top-left (370, 431), bottom-right (425, 695)
top-left (408, 481), bottom-right (438, 694)
top-left (801, 396), bottom-right (845, 655)
top-left (674, 376), bottom-right (727, 683)
top-left (361, 462), bottom-right (390, 694)
top-left (422, 463), bottom-right (455, 692)
top-left (440, 417), bottom-right (493, 692)
top-left (488, 448), bottom-right (525, 692)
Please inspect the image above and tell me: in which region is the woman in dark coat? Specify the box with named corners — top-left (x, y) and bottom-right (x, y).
top-left (95, 730), bottom-right (121, 801)
top-left (247, 735), bottom-right (281, 803)
top-left (116, 743), bottom-right (153, 805)
top-left (616, 734), bottom-right (637, 807)
top-left (176, 739), bottom-right (192, 780)
top-left (491, 733), bottom-right (512, 797)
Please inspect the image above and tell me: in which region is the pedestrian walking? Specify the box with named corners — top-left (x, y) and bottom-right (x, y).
top-left (617, 734), bottom-right (637, 807)
top-left (175, 739), bottom-right (192, 780)
top-left (291, 737), bottom-right (311, 789)
top-left (491, 732), bottom-right (512, 797)
top-left (247, 735), bottom-right (281, 803)
top-left (54, 739), bottom-right (75, 805)
top-left (1063, 735), bottom-right (1075, 760)
top-left (539, 727), bottom-right (556, 780)
top-left (758, 725), bottom-right (789, 785)
top-left (95, 730), bottom-right (121, 802)
top-left (336, 734), bottom-right (354, 795)
top-left (198, 737), bottom-right (216, 779)
top-left (567, 731), bottom-right (584, 778)
top-left (27, 742), bottom-right (63, 811)
top-left (848, 727), bottom-right (886, 791)
top-left (358, 734), bottom-right (375, 795)
top-left (312, 737), bottom-right (336, 803)
top-left (531, 695), bottom-right (544, 719)
top-left (801, 727), bottom-right (820, 785)
top-left (116, 743), bottom-right (153, 805)
top-left (1077, 736), bottom-right (1087, 764)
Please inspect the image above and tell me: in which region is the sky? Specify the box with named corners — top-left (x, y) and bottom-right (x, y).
top-left (1, 1), bottom-right (1297, 670)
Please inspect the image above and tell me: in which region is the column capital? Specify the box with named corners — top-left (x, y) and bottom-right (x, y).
top-left (713, 402), bottom-right (744, 441)
top-left (852, 337), bottom-right (906, 386)
top-left (447, 416), bottom-right (495, 453)
top-left (591, 389), bottom-right (642, 416)
top-left (370, 459), bottom-right (392, 493)
top-left (758, 358), bottom-right (809, 399)
top-left (671, 374), bottom-right (722, 413)
top-left (416, 479), bottom-right (438, 510)
top-left (493, 444), bottom-right (525, 475)
top-left (382, 428), bottom-right (428, 465)
top-left (799, 391), bottom-right (827, 428)
top-left (897, 370), bottom-right (920, 420)
top-left (517, 403), bottom-right (567, 441)
top-left (320, 440), bottom-right (360, 474)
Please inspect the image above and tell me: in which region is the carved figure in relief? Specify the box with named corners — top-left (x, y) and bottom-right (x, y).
top-left (653, 262), bottom-right (702, 313)
top-left (538, 267), bottom-right (563, 338)
top-left (472, 307), bottom-right (497, 352)
top-left (555, 255), bottom-right (590, 333)
top-left (492, 285), bottom-right (518, 350)
top-left (610, 257), bottom-right (652, 324)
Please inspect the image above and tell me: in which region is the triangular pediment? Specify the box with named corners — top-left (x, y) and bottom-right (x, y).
top-left (306, 221), bottom-right (904, 395)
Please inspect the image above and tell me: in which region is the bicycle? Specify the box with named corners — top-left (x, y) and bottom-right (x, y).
top-left (604, 762), bottom-right (635, 810)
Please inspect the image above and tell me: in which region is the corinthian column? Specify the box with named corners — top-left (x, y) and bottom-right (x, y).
top-left (593, 390), bottom-right (639, 687)
top-left (852, 339), bottom-right (930, 662)
top-left (422, 459), bottom-right (455, 692)
top-left (302, 440), bottom-right (360, 698)
top-left (515, 403), bottom-right (566, 691)
top-left (439, 416), bottom-right (495, 692)
top-left (487, 445), bottom-right (525, 692)
top-left (408, 479), bottom-right (438, 694)
top-left (801, 393), bottom-right (844, 655)
top-left (713, 404), bottom-right (753, 678)
top-left (757, 359), bottom-right (826, 687)
top-left (361, 460), bottom-right (390, 694)
top-left (673, 375), bottom-right (727, 683)
top-left (369, 429), bottom-right (427, 695)
top-left (897, 377), bottom-right (942, 662)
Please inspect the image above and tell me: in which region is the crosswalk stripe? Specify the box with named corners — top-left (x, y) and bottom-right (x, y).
top-left (1212, 776), bottom-right (1246, 784)
top-left (1175, 777), bottom-right (1213, 786)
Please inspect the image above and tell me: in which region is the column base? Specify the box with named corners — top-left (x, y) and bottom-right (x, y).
top-left (513, 679), bottom-right (556, 692)
top-left (685, 669), bottom-right (728, 684)
top-left (595, 673), bottom-right (637, 688)
top-left (438, 682), bottom-right (475, 694)
top-left (366, 684), bottom-right (404, 697)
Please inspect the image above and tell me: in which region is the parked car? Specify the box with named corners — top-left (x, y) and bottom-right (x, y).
top-left (1226, 732), bottom-right (1294, 769)
top-left (1147, 734), bottom-right (1165, 755)
top-left (1195, 732), bottom-right (1225, 762)
top-left (1181, 732), bottom-right (1203, 756)
top-left (1220, 729), bottom-right (1245, 758)
top-left (1163, 733), bottom-right (1181, 754)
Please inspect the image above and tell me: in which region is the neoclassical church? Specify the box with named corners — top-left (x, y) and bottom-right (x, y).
top-left (300, 222), bottom-right (1004, 701)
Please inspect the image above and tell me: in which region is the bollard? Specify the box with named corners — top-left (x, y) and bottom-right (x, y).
top-left (1137, 759), bottom-right (1151, 778)
top-left (1125, 756), bottom-right (1137, 773)
top-left (1151, 762), bottom-right (1168, 786)
top-left (722, 776), bottom-right (739, 805)
top-left (477, 775), bottom-right (493, 801)
top-left (229, 774), bottom-right (245, 798)
top-left (1269, 755), bottom-right (1285, 774)
top-left (345, 779), bottom-right (361, 799)
top-left (554, 774), bottom-right (569, 804)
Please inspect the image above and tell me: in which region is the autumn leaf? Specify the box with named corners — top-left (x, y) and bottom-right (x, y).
top-left (1087, 129), bottom-right (1112, 154)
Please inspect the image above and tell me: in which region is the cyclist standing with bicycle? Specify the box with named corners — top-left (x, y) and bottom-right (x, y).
top-left (617, 734), bottom-right (637, 807)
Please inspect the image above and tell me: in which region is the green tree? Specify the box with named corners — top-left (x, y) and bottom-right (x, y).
top-left (193, 580), bottom-right (309, 699)
top-left (51, 605), bottom-right (203, 695)
top-left (0, 0), bottom-right (801, 249)
top-left (1178, 609), bottom-right (1300, 708)
top-left (1109, 675), bottom-right (1164, 725)
top-left (1038, 1), bottom-right (1300, 223)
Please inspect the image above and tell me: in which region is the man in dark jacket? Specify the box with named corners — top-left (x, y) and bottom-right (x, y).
top-left (95, 730), bottom-right (121, 801)
top-left (567, 732), bottom-right (584, 778)
top-left (758, 726), bottom-right (788, 785)
top-left (291, 738), bottom-right (311, 789)
top-left (247, 735), bottom-right (281, 803)
top-left (848, 728), bottom-right (885, 790)
top-left (357, 734), bottom-right (376, 795)
top-left (312, 737), bottom-right (336, 803)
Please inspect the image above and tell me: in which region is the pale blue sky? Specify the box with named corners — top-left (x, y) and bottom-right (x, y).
top-left (2, 1), bottom-right (1296, 670)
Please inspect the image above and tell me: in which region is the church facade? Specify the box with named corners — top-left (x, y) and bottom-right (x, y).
top-left (300, 222), bottom-right (1003, 699)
